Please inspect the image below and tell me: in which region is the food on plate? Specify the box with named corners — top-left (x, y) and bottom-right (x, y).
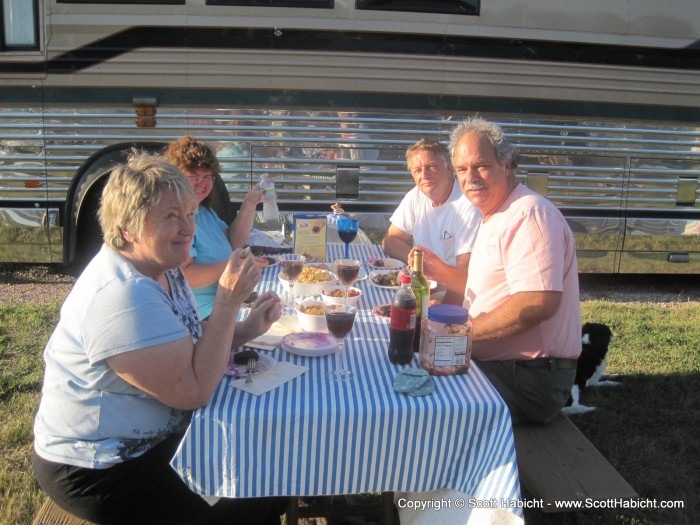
top-left (323, 288), bottom-right (360, 298)
top-left (243, 291), bottom-right (258, 305)
top-left (374, 304), bottom-right (391, 317)
top-left (297, 266), bottom-right (334, 284)
top-left (367, 257), bottom-right (404, 269)
top-left (299, 304), bottom-right (325, 316)
top-left (232, 349), bottom-right (259, 364)
top-left (372, 271), bottom-right (400, 287)
top-left (254, 256), bottom-right (276, 267)
top-left (247, 246), bottom-right (293, 256)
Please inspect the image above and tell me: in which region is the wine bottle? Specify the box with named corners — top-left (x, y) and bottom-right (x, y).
top-left (411, 248), bottom-right (430, 353)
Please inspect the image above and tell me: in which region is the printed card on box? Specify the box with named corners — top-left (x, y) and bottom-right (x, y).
top-left (293, 214), bottom-right (327, 263)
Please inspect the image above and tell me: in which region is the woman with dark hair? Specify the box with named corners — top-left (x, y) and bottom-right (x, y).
top-left (165, 136), bottom-right (280, 320)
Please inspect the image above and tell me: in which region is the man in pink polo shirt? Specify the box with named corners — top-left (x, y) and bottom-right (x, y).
top-left (451, 116), bottom-right (581, 423)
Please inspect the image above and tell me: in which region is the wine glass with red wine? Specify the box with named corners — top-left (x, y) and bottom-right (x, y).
top-left (324, 304), bottom-right (357, 381)
top-left (337, 216), bottom-right (358, 259)
top-left (279, 254), bottom-right (306, 315)
top-left (333, 258), bottom-right (361, 304)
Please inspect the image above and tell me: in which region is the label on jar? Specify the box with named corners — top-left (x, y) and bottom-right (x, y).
top-left (432, 335), bottom-right (468, 367)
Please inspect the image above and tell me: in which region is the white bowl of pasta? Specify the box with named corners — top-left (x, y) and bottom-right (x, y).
top-left (278, 263), bottom-right (337, 299)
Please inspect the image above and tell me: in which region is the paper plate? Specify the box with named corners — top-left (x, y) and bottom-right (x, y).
top-left (281, 332), bottom-right (337, 357)
top-left (369, 270), bottom-right (401, 290)
top-left (366, 257), bottom-right (405, 270)
top-left (225, 353), bottom-right (277, 378)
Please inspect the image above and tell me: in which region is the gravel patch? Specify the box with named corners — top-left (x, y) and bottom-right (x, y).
top-left (1, 263), bottom-right (699, 306)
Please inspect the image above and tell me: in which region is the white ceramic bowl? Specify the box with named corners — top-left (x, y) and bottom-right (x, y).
top-left (295, 300), bottom-right (328, 332)
top-left (320, 285), bottom-right (362, 307)
top-left (278, 263), bottom-right (337, 299)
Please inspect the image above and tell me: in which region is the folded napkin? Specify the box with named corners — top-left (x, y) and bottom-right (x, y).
top-left (229, 361), bottom-right (308, 396)
top-left (394, 368), bottom-right (435, 397)
top-left (244, 319), bottom-right (296, 351)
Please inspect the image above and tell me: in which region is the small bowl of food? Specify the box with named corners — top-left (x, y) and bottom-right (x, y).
top-left (295, 300), bottom-right (329, 332)
top-left (320, 285), bottom-right (362, 306)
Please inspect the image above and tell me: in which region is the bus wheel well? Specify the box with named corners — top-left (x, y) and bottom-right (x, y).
top-left (67, 177), bottom-right (108, 274)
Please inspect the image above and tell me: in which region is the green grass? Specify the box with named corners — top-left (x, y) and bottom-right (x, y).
top-left (1, 301), bottom-right (698, 525)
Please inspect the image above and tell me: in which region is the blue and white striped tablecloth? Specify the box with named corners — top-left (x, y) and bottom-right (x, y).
top-left (171, 244), bottom-right (521, 516)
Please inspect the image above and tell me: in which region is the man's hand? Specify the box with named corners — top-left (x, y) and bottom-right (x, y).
top-left (408, 245), bottom-right (442, 278)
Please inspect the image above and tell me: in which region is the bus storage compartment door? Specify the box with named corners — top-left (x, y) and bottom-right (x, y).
top-left (620, 218), bottom-right (700, 273)
top-left (0, 208), bottom-right (60, 263)
top-left (336, 166), bottom-right (359, 200)
top-left (526, 172), bottom-right (549, 197)
top-left (676, 177), bottom-right (698, 206)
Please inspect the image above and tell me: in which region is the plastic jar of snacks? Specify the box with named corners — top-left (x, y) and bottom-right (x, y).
top-left (419, 304), bottom-right (472, 376)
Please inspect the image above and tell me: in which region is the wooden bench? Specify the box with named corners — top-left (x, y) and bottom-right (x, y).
top-left (34, 493), bottom-right (395, 525)
top-left (513, 413), bottom-right (638, 524)
top-left (37, 415), bottom-right (630, 525)
top-left (32, 498), bottom-right (94, 525)
top-left (286, 492), bottom-right (395, 525)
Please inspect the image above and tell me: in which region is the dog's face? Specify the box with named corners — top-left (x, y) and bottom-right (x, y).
top-left (582, 322), bottom-right (613, 353)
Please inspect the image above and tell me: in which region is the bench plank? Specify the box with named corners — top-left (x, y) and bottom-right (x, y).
top-left (513, 413), bottom-right (637, 511)
top-left (32, 498), bottom-right (94, 525)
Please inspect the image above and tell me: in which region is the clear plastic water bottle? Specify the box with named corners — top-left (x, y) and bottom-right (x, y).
top-left (259, 173), bottom-right (280, 223)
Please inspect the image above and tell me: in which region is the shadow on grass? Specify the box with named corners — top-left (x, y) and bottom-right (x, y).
top-left (524, 372), bottom-right (699, 525)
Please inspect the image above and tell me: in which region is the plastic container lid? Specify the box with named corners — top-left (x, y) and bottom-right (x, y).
top-left (428, 304), bottom-right (468, 325)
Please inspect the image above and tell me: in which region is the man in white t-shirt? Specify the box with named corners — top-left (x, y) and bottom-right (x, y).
top-left (382, 138), bottom-right (481, 301)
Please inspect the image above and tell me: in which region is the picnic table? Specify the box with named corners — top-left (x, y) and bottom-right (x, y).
top-left (170, 244), bottom-right (523, 523)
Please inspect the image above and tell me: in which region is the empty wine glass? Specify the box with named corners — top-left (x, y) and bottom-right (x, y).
top-left (324, 304), bottom-right (357, 381)
top-left (334, 258), bottom-right (361, 304)
top-left (279, 254), bottom-right (306, 315)
top-left (337, 216), bottom-right (358, 259)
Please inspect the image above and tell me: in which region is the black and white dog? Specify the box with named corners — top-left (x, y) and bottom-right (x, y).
top-left (562, 322), bottom-right (619, 416)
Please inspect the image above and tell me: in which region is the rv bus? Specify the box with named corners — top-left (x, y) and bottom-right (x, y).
top-left (1, 0), bottom-right (699, 273)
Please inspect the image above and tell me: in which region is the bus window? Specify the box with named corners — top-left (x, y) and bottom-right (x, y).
top-left (356, 0), bottom-right (479, 16)
top-left (1, 0), bottom-right (38, 50)
top-left (207, 0), bottom-right (333, 7)
top-left (57, 1), bottom-right (184, 4)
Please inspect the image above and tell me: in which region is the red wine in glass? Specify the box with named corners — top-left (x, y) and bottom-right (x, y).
top-left (333, 259), bottom-right (360, 304)
top-left (337, 229), bottom-right (357, 245)
top-left (280, 259), bottom-right (303, 281)
top-left (325, 310), bottom-right (356, 339)
top-left (335, 263), bottom-right (360, 286)
top-left (337, 216), bottom-right (358, 258)
top-left (324, 304), bottom-right (357, 381)
top-left (280, 254), bottom-right (306, 315)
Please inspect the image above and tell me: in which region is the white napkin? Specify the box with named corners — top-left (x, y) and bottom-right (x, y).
top-left (229, 361), bottom-right (308, 395)
top-left (244, 318), bottom-right (297, 351)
